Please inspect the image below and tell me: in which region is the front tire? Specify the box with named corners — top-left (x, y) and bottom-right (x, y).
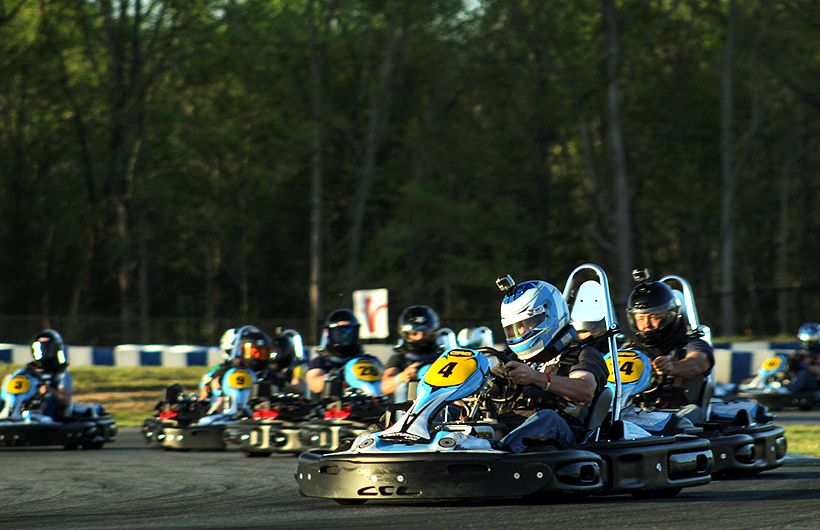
top-left (632, 487), bottom-right (682, 499)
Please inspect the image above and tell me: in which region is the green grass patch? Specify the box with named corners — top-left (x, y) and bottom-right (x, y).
top-left (783, 426), bottom-right (820, 457)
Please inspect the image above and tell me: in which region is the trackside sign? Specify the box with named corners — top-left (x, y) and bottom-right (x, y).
top-left (353, 288), bottom-right (389, 339)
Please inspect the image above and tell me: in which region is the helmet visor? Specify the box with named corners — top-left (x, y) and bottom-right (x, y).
top-left (503, 313), bottom-right (546, 341)
top-left (242, 343), bottom-right (272, 361)
top-left (329, 325), bottom-right (359, 346)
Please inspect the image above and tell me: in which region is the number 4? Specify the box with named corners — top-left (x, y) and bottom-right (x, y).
top-left (437, 362), bottom-right (457, 378)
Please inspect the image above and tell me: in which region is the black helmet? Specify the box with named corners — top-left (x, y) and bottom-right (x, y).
top-left (626, 275), bottom-right (682, 347)
top-left (269, 333), bottom-right (296, 371)
top-left (322, 309), bottom-right (360, 358)
top-left (397, 305), bottom-right (440, 357)
top-left (235, 329), bottom-right (272, 371)
top-left (31, 329), bottom-right (68, 373)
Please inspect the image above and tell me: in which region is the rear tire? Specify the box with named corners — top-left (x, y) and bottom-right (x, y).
top-left (243, 451), bottom-right (270, 458)
top-left (82, 441), bottom-right (105, 450)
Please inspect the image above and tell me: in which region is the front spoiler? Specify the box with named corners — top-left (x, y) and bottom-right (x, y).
top-left (142, 418), bottom-right (226, 450)
top-left (0, 418), bottom-right (117, 448)
top-left (296, 435), bottom-right (713, 502)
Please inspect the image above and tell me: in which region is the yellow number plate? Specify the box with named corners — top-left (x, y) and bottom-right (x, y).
top-left (226, 370), bottom-right (253, 389)
top-left (352, 361), bottom-right (381, 382)
top-left (762, 357), bottom-right (782, 371)
top-left (424, 349), bottom-right (478, 387)
top-left (6, 375), bottom-right (32, 395)
top-left (606, 351), bottom-right (645, 384)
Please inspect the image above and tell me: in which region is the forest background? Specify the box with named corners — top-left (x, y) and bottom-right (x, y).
top-left (0, 0), bottom-right (817, 346)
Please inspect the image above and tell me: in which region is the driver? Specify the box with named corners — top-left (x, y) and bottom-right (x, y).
top-left (201, 327), bottom-right (274, 405)
top-left (491, 278), bottom-right (608, 452)
top-left (788, 322), bottom-right (820, 392)
top-left (305, 309), bottom-right (369, 395)
top-left (381, 305), bottom-right (445, 401)
top-left (624, 272), bottom-right (714, 423)
top-left (25, 330), bottom-right (73, 420)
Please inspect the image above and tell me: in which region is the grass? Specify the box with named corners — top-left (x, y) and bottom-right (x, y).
top-left (783, 426), bottom-right (820, 457)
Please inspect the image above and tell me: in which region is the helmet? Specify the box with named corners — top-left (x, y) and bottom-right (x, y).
top-left (31, 329), bottom-right (68, 373)
top-left (219, 325), bottom-right (260, 360)
top-left (269, 330), bottom-right (298, 372)
top-left (500, 280), bottom-right (572, 361)
top-left (797, 322), bottom-right (820, 348)
top-left (235, 329), bottom-right (272, 371)
top-left (626, 279), bottom-right (682, 347)
top-left (397, 305), bottom-right (440, 356)
top-left (457, 326), bottom-right (494, 349)
top-left (321, 309), bottom-right (360, 358)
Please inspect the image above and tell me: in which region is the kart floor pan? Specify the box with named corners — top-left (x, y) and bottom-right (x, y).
top-left (296, 448), bottom-right (606, 502)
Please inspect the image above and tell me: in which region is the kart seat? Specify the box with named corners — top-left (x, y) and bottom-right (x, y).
top-left (570, 280), bottom-right (608, 340)
top-left (582, 386), bottom-right (613, 442)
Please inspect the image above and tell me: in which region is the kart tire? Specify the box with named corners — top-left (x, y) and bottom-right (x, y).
top-left (64, 443), bottom-right (80, 450)
top-left (632, 487), bottom-right (682, 499)
top-left (334, 499), bottom-right (366, 506)
top-left (82, 441), bottom-right (105, 450)
top-left (242, 451), bottom-right (270, 458)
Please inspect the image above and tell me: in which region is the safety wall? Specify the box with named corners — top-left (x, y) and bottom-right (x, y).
top-left (0, 342), bottom-right (801, 384)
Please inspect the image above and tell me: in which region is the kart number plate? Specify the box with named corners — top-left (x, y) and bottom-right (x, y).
top-left (424, 349), bottom-right (477, 387)
top-left (6, 375), bottom-right (32, 395)
top-left (352, 361), bottom-right (381, 382)
top-left (762, 357), bottom-right (782, 371)
top-left (606, 351), bottom-right (645, 384)
top-left (226, 370), bottom-right (253, 389)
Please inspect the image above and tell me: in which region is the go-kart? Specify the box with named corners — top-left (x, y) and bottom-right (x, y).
top-left (0, 368), bottom-right (117, 449)
top-left (142, 365), bottom-right (257, 450)
top-left (222, 389), bottom-right (313, 456)
top-left (296, 264), bottom-right (713, 504)
top-left (235, 355), bottom-right (387, 456)
top-left (736, 353), bottom-right (820, 411)
top-left (615, 275), bottom-right (786, 476)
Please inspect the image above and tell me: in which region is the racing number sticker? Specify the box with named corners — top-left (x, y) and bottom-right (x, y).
top-left (606, 351), bottom-right (645, 384)
top-left (6, 375), bottom-right (32, 395)
top-left (762, 357), bottom-right (782, 371)
top-left (352, 361), bottom-right (381, 382)
top-left (226, 370), bottom-right (253, 389)
top-left (424, 349), bottom-right (477, 387)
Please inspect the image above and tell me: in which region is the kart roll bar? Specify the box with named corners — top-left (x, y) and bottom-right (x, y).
top-left (562, 263), bottom-right (623, 422)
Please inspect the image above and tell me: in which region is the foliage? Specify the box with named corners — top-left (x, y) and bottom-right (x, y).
top-left (0, 0), bottom-right (817, 344)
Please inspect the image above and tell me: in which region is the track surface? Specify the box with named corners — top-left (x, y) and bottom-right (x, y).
top-left (2, 427), bottom-right (819, 530)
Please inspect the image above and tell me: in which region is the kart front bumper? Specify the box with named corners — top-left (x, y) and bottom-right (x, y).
top-left (223, 421), bottom-right (304, 454)
top-left (0, 417), bottom-right (117, 448)
top-left (296, 448), bottom-right (606, 502)
top-left (142, 418), bottom-right (226, 450)
top-left (706, 423), bottom-right (787, 475)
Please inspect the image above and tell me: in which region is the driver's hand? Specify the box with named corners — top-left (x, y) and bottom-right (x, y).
top-left (399, 362), bottom-right (420, 383)
top-left (38, 384), bottom-right (49, 395)
top-left (504, 361), bottom-right (539, 386)
top-left (652, 355), bottom-right (676, 376)
top-left (490, 360), bottom-right (509, 379)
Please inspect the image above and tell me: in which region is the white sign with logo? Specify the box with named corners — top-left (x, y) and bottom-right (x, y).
top-left (353, 288), bottom-right (389, 339)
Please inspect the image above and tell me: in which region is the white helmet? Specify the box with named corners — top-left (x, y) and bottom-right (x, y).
top-left (500, 279), bottom-right (572, 361)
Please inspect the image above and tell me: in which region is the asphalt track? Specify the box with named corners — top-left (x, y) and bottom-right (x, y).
top-left (2, 424), bottom-right (820, 530)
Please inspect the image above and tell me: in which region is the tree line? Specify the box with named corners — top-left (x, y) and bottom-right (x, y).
top-left (0, 0), bottom-right (817, 345)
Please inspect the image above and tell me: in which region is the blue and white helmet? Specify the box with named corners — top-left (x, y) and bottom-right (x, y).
top-left (797, 322), bottom-right (819, 347)
top-left (500, 280), bottom-right (571, 361)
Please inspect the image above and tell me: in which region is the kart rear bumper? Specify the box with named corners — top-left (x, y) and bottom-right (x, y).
top-left (142, 418), bottom-right (226, 450)
top-left (0, 417), bottom-right (117, 448)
